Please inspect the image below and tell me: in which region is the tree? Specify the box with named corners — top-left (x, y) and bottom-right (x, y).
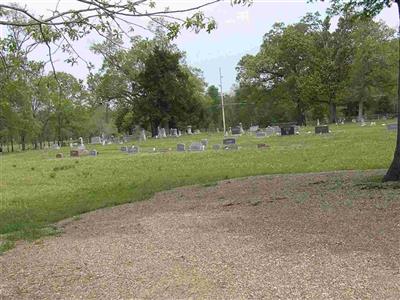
top-left (317, 0), bottom-right (400, 182)
top-left (0, 1), bottom-right (251, 70)
top-left (237, 21), bottom-right (318, 126)
top-left (137, 45), bottom-right (209, 135)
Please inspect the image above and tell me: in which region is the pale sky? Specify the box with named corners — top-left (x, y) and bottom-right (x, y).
top-left (0, 0), bottom-right (398, 91)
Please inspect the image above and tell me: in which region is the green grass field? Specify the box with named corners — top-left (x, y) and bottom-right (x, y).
top-left (0, 121), bottom-right (397, 241)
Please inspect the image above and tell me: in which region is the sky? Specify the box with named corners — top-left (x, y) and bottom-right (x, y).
top-left (0, 0), bottom-right (398, 92)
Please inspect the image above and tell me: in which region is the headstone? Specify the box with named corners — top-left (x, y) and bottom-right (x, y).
top-left (51, 143), bottom-right (60, 150)
top-left (239, 123), bottom-right (244, 134)
top-left (231, 126), bottom-right (241, 135)
top-left (224, 144), bottom-right (239, 150)
top-left (280, 126), bottom-right (295, 136)
top-left (265, 127), bottom-right (275, 136)
top-left (249, 125), bottom-right (259, 133)
top-left (140, 130), bottom-right (147, 141)
top-left (187, 126), bottom-right (192, 135)
top-left (70, 149), bottom-right (80, 157)
top-left (91, 136), bottom-right (102, 144)
top-left (56, 153), bottom-right (64, 158)
top-left (128, 146), bottom-right (139, 154)
top-left (212, 144), bottom-right (221, 150)
top-left (223, 138), bottom-right (236, 145)
top-left (387, 124), bottom-right (398, 131)
top-left (194, 129), bottom-right (201, 134)
top-left (315, 125), bottom-right (329, 134)
top-left (294, 126), bottom-right (300, 134)
top-left (170, 128), bottom-right (178, 137)
top-left (274, 126), bottom-right (281, 134)
top-left (89, 150), bottom-right (98, 156)
top-left (177, 144), bottom-right (185, 152)
top-left (256, 131), bottom-right (267, 138)
top-left (158, 128), bottom-right (167, 138)
top-left (189, 142), bottom-right (204, 151)
top-left (200, 139), bottom-right (208, 147)
top-left (120, 146), bottom-right (128, 152)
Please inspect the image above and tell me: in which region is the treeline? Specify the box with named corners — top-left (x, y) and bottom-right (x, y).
top-left (0, 14), bottom-right (213, 151)
top-left (224, 13), bottom-right (398, 127)
top-left (1, 11), bottom-right (397, 151)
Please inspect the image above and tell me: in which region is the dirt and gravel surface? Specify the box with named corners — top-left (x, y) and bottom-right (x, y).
top-left (1, 170), bottom-right (399, 299)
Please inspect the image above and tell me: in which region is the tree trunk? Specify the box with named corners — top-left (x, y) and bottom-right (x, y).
top-left (384, 1), bottom-right (400, 182)
top-left (329, 101), bottom-right (337, 124)
top-left (21, 134), bottom-right (26, 151)
top-left (11, 139), bottom-right (14, 152)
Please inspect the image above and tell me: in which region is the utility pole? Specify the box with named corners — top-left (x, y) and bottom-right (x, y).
top-left (219, 67), bottom-right (226, 136)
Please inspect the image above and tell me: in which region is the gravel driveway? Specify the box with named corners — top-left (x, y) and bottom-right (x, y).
top-left (1, 171), bottom-right (399, 299)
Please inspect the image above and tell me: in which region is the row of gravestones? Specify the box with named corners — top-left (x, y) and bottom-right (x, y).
top-left (55, 149), bottom-right (98, 158)
top-left (253, 125), bottom-right (301, 137)
top-left (177, 138), bottom-right (239, 152)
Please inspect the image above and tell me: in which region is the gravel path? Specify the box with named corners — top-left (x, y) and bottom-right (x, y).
top-left (1, 171), bottom-right (399, 299)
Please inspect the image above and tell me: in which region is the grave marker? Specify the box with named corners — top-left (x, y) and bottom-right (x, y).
top-left (256, 131), bottom-right (266, 138)
top-left (170, 128), bottom-right (178, 137)
top-left (128, 146), bottom-right (139, 154)
top-left (189, 142), bottom-right (205, 151)
top-left (70, 149), bottom-right (80, 157)
top-left (177, 144), bottom-right (186, 152)
top-left (280, 126), bottom-right (295, 136)
top-left (249, 125), bottom-right (259, 132)
top-left (387, 124), bottom-right (398, 131)
top-left (315, 125), bottom-right (329, 134)
top-left (231, 126), bottom-right (241, 135)
top-left (201, 139), bottom-right (208, 147)
top-left (223, 138), bottom-right (236, 145)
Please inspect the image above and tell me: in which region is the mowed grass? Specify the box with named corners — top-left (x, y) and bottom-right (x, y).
top-left (0, 121), bottom-right (397, 240)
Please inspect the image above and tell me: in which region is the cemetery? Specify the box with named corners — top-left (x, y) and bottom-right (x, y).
top-left (1, 0), bottom-right (400, 298)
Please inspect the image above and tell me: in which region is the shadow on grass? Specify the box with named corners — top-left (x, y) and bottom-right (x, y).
top-left (354, 174), bottom-right (400, 190)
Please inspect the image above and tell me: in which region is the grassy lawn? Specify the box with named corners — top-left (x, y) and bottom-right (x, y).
top-left (0, 121), bottom-right (397, 240)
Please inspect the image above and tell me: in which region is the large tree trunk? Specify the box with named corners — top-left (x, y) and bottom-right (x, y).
top-left (384, 1), bottom-right (400, 182)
